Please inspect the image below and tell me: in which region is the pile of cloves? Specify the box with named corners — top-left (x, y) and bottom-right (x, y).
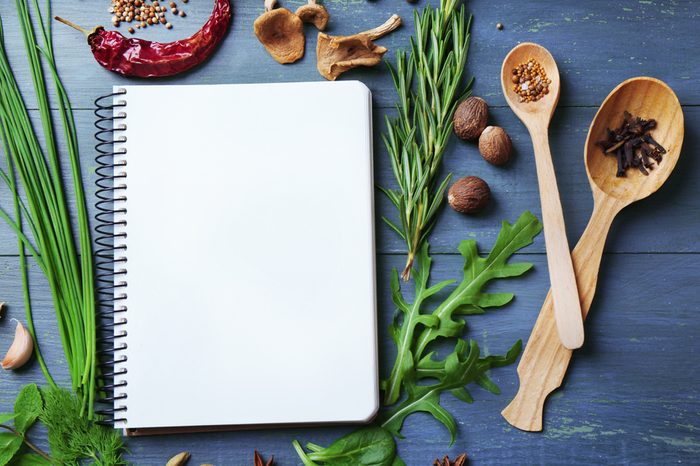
top-left (596, 111), bottom-right (666, 177)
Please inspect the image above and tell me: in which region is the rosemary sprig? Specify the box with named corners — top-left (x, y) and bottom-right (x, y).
top-left (381, 0), bottom-right (472, 280)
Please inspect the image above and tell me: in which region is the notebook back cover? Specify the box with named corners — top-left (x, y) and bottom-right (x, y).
top-left (112, 81), bottom-right (377, 431)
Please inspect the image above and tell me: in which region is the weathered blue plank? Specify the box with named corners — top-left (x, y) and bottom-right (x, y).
top-left (0, 106), bottom-right (697, 255)
top-left (0, 0), bottom-right (698, 465)
top-left (1, 253), bottom-right (698, 464)
top-left (0, 1), bottom-right (699, 110)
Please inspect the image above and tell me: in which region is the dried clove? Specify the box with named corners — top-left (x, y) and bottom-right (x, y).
top-left (596, 111), bottom-right (666, 177)
top-left (434, 453), bottom-right (468, 466)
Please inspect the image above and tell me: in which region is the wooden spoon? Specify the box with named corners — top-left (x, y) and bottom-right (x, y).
top-left (501, 43), bottom-right (585, 350)
top-left (502, 77), bottom-right (684, 431)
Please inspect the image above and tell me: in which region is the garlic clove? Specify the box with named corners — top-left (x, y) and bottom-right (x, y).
top-left (1, 319), bottom-right (34, 370)
top-left (166, 451), bottom-right (191, 466)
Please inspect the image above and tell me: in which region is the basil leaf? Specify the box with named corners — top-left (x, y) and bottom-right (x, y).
top-left (295, 427), bottom-right (396, 466)
top-left (0, 415), bottom-right (16, 426)
top-left (0, 432), bottom-right (22, 466)
top-left (13, 385), bottom-right (42, 433)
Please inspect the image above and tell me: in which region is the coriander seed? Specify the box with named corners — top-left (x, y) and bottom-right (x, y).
top-left (511, 58), bottom-right (551, 103)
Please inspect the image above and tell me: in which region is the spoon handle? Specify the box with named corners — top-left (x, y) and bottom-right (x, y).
top-left (530, 129), bottom-right (585, 349)
top-left (501, 196), bottom-right (624, 431)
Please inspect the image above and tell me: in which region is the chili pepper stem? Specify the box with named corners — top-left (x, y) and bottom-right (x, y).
top-left (54, 16), bottom-right (95, 38)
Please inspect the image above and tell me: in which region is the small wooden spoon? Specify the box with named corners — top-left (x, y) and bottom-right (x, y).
top-left (501, 43), bottom-right (585, 350)
top-left (502, 77), bottom-right (684, 431)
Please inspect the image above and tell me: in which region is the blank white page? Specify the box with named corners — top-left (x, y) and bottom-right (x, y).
top-left (112, 81), bottom-right (377, 431)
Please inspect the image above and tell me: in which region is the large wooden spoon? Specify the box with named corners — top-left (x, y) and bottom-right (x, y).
top-left (501, 43), bottom-right (585, 350)
top-left (502, 77), bottom-right (684, 432)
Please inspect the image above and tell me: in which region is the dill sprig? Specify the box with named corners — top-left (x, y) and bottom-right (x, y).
top-left (381, 0), bottom-right (473, 280)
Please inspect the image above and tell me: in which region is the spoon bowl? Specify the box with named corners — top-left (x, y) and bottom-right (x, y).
top-left (502, 77), bottom-right (684, 432)
top-left (501, 42), bottom-right (561, 127)
top-left (585, 77), bottom-right (684, 203)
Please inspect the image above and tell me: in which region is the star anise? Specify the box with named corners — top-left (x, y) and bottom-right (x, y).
top-left (254, 450), bottom-right (274, 466)
top-left (433, 453), bottom-right (468, 466)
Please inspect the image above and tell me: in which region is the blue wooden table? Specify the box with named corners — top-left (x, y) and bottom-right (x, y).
top-left (0, 0), bottom-right (698, 464)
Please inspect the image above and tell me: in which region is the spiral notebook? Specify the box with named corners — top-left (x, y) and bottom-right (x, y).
top-left (95, 81), bottom-right (378, 435)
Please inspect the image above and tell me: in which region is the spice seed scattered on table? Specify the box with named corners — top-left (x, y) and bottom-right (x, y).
top-left (110, 0), bottom-right (186, 31)
top-left (56, 0), bottom-right (231, 78)
top-left (511, 58), bottom-right (551, 102)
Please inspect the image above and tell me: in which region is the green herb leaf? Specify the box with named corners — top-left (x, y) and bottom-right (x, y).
top-left (383, 211), bottom-right (542, 405)
top-left (0, 432), bottom-right (22, 466)
top-left (40, 388), bottom-right (126, 465)
top-left (293, 427), bottom-right (397, 466)
top-left (13, 384), bottom-right (42, 433)
top-left (8, 454), bottom-right (52, 466)
top-left (381, 339), bottom-right (522, 444)
top-left (0, 415), bottom-right (16, 426)
top-left (381, 0), bottom-right (473, 281)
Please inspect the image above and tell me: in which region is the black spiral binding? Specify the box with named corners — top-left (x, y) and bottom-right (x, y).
top-left (93, 89), bottom-right (129, 426)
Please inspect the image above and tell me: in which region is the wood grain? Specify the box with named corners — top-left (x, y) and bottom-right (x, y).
top-left (502, 77), bottom-right (685, 431)
top-left (501, 42), bottom-right (584, 350)
top-left (0, 0), bottom-right (697, 464)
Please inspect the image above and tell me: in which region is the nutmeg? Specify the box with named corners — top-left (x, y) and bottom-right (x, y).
top-left (447, 176), bottom-right (490, 214)
top-left (453, 96), bottom-right (489, 141)
top-left (478, 126), bottom-right (512, 166)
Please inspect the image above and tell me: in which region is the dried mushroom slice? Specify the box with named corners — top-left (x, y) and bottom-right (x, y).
top-left (316, 14), bottom-right (402, 81)
top-left (296, 0), bottom-right (329, 31)
top-left (254, 0), bottom-right (305, 64)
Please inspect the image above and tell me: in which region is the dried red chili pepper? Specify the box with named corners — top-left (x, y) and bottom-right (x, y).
top-left (55, 0), bottom-right (232, 78)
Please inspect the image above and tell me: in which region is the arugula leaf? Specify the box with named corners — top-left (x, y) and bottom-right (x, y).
top-left (383, 211), bottom-right (541, 405)
top-left (13, 385), bottom-right (42, 433)
top-left (381, 339), bottom-right (522, 444)
top-left (0, 432), bottom-right (22, 466)
top-left (0, 415), bottom-right (16, 426)
top-left (293, 427), bottom-right (397, 466)
top-left (383, 245), bottom-right (452, 405)
top-left (8, 454), bottom-right (51, 466)
top-left (296, 212), bottom-right (540, 464)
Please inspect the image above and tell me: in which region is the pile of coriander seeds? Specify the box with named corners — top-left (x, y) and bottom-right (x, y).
top-left (109, 0), bottom-right (189, 33)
